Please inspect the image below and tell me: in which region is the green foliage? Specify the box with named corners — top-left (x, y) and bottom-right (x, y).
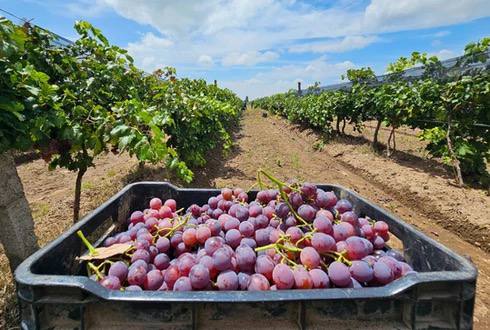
top-left (254, 37), bottom-right (490, 184)
top-left (0, 18), bottom-right (242, 184)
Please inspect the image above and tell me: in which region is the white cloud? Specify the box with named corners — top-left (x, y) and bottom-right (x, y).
top-left (221, 57), bottom-right (356, 99)
top-left (429, 49), bottom-right (459, 60)
top-left (198, 55), bottom-right (214, 67)
top-left (222, 51), bottom-right (279, 66)
top-left (65, 0), bottom-right (109, 17)
top-left (94, 0), bottom-right (490, 96)
top-left (363, 0), bottom-right (490, 33)
top-left (289, 35), bottom-right (378, 53)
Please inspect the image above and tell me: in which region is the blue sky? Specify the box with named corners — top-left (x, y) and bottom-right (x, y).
top-left (1, 0), bottom-right (489, 98)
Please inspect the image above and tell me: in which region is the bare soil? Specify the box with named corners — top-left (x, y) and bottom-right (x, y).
top-left (1, 108), bottom-right (489, 329)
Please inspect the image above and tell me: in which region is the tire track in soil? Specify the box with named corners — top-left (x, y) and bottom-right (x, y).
top-left (193, 109), bottom-right (489, 329)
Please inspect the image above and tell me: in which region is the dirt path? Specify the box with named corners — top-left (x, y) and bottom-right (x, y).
top-left (191, 109), bottom-right (490, 329)
top-left (1, 108), bottom-right (489, 328)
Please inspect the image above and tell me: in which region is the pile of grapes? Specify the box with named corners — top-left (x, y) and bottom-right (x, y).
top-left (85, 177), bottom-right (415, 292)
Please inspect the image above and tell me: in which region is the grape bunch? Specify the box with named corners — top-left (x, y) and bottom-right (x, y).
top-left (88, 177), bottom-right (415, 292)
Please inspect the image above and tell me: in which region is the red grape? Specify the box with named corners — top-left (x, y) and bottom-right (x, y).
top-left (309, 269), bottom-right (329, 288)
top-left (272, 264), bottom-right (294, 289)
top-left (248, 273), bottom-right (270, 291)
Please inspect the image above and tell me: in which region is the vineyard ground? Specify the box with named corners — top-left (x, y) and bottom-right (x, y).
top-left (1, 108), bottom-right (489, 329)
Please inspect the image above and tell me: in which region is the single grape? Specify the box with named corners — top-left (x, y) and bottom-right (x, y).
top-left (249, 204), bottom-right (263, 217)
top-left (237, 192), bottom-right (248, 203)
top-left (108, 261), bottom-right (128, 283)
top-left (144, 269), bottom-right (164, 290)
top-left (378, 256), bottom-right (402, 278)
top-left (315, 190), bottom-right (332, 209)
top-left (221, 188), bottom-right (233, 201)
top-left (239, 221), bottom-right (255, 237)
top-left (313, 216), bottom-right (333, 234)
top-left (131, 249), bottom-right (151, 264)
top-left (255, 255), bottom-right (275, 280)
top-left (99, 276), bottom-right (121, 290)
top-left (208, 196), bottom-right (219, 209)
top-left (150, 198), bottom-right (162, 210)
top-left (248, 273), bottom-right (270, 291)
top-left (340, 211), bottom-right (359, 227)
top-left (288, 192), bottom-right (303, 210)
top-left (206, 219), bottom-right (222, 236)
top-left (361, 224), bottom-right (374, 240)
top-left (300, 247), bottom-right (321, 269)
top-left (127, 265), bottom-right (147, 286)
top-left (196, 226), bottom-right (212, 244)
top-left (205, 237), bottom-right (223, 255)
top-left (235, 205), bottom-right (249, 222)
top-left (311, 233), bottom-right (336, 253)
top-left (173, 277), bottom-right (193, 291)
top-left (373, 261), bottom-right (394, 284)
top-left (334, 199), bottom-right (352, 214)
top-left (170, 231), bottom-right (183, 248)
top-left (153, 253), bottom-right (170, 270)
top-left (145, 217), bottom-right (158, 233)
top-left (373, 221), bottom-right (389, 235)
top-left (240, 237), bottom-right (257, 249)
top-left (175, 242), bottom-right (189, 256)
top-left (386, 249), bottom-right (405, 262)
top-left (349, 260), bottom-right (374, 283)
top-left (178, 255), bottom-right (196, 277)
top-left (373, 235), bottom-right (385, 249)
top-left (148, 245), bottom-right (158, 261)
top-left (158, 205), bottom-right (173, 219)
top-left (255, 228), bottom-right (271, 246)
top-left (189, 264), bottom-right (210, 290)
top-left (182, 228), bottom-right (198, 247)
top-left (345, 236), bottom-right (371, 260)
top-left (362, 255), bottom-right (377, 267)
top-left (272, 264), bottom-right (295, 289)
top-left (263, 206), bottom-right (274, 219)
top-left (309, 269), bottom-right (330, 288)
top-left (189, 204), bottom-right (201, 217)
top-left (213, 247), bottom-right (233, 271)
top-left (293, 266), bottom-right (313, 289)
top-left (225, 229), bottom-right (242, 248)
top-left (164, 265), bottom-right (180, 289)
top-left (164, 199), bottom-right (177, 212)
top-left (130, 259), bottom-right (148, 271)
top-left (298, 204), bottom-right (316, 222)
top-left (217, 270), bottom-right (239, 290)
top-left (235, 244), bottom-right (256, 273)
top-left (275, 202), bottom-right (290, 219)
top-left (399, 262), bottom-right (415, 276)
top-left (238, 272), bottom-right (251, 290)
top-left (333, 222), bottom-right (356, 241)
top-left (284, 215), bottom-right (297, 228)
top-left (286, 226), bottom-right (303, 243)
top-left (255, 215), bottom-right (269, 229)
top-left (130, 211), bottom-right (144, 224)
top-left (125, 285), bottom-right (143, 291)
top-left (256, 190), bottom-right (271, 204)
top-left (199, 255), bottom-right (218, 279)
top-left (328, 261), bottom-right (351, 287)
top-left (269, 228), bottom-right (284, 243)
top-left (212, 208), bottom-right (224, 219)
top-left (300, 183), bottom-right (317, 200)
top-left (224, 217), bottom-right (240, 231)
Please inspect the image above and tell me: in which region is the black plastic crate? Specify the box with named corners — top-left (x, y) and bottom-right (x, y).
top-left (15, 182), bottom-right (477, 329)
